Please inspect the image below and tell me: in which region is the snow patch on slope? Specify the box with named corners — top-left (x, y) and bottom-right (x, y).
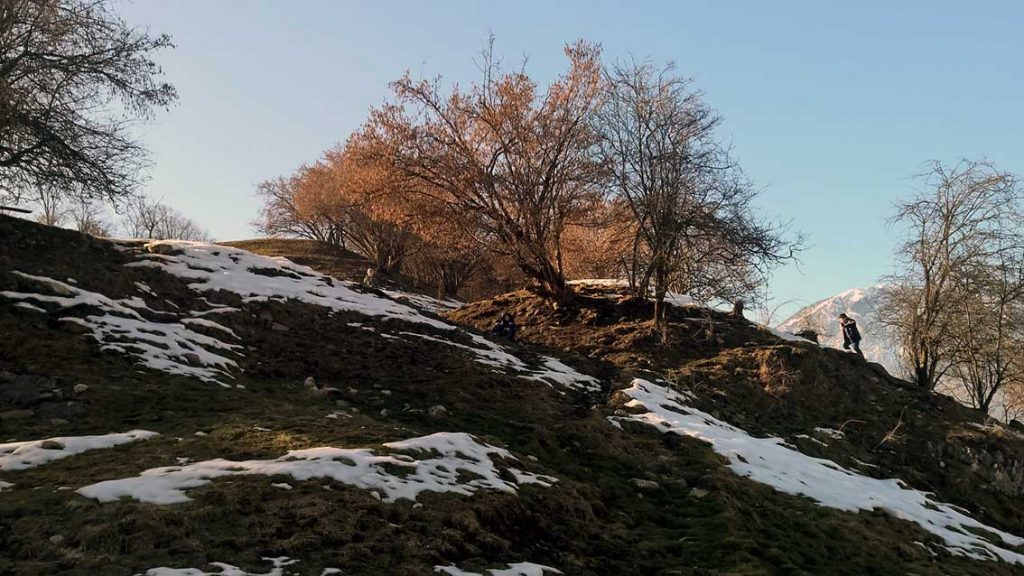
top-left (614, 378), bottom-right (1024, 565)
top-left (126, 242), bottom-right (598, 391)
top-left (79, 432), bottom-right (555, 505)
top-left (435, 562), bottom-right (562, 576)
top-left (0, 430), bottom-right (158, 472)
top-left (383, 288), bottom-right (462, 314)
top-left (141, 556), bottom-right (301, 576)
top-left (126, 241), bottom-right (453, 330)
top-left (0, 272), bottom-right (242, 384)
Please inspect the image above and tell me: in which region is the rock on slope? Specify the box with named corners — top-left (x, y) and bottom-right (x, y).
top-left (776, 284), bottom-right (903, 375)
top-left (2, 215), bottom-right (1024, 576)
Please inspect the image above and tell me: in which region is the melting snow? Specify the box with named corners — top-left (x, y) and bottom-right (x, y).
top-left (78, 432), bottom-right (555, 505)
top-left (0, 480), bottom-right (13, 491)
top-left (813, 427), bottom-right (845, 439)
top-left (382, 288), bottom-right (463, 314)
top-left (435, 562), bottom-right (562, 576)
top-left (127, 241), bottom-right (453, 330)
top-left (12, 301), bottom-right (45, 313)
top-left (0, 430), bottom-right (158, 472)
top-left (765, 326), bottom-right (817, 344)
top-left (140, 556), bottom-right (299, 576)
top-left (123, 241), bottom-right (598, 391)
top-left (0, 272), bottom-right (242, 384)
top-left (180, 317), bottom-right (240, 338)
top-left (2, 243), bottom-right (599, 392)
top-left (614, 379), bottom-right (1024, 565)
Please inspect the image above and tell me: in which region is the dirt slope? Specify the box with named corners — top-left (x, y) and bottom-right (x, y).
top-left (1, 215), bottom-right (1023, 576)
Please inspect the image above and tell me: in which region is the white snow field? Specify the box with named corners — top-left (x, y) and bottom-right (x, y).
top-left (0, 430), bottom-right (158, 472)
top-left (140, 556), bottom-right (305, 576)
top-left (614, 378), bottom-right (1024, 565)
top-left (1, 241), bottom-right (599, 391)
top-left (79, 432), bottom-right (555, 505)
top-left (125, 241), bottom-right (598, 391)
top-left (0, 272), bottom-right (242, 384)
top-left (123, 241), bottom-right (456, 330)
top-left (382, 287), bottom-right (463, 314)
top-left (435, 562), bottom-right (562, 575)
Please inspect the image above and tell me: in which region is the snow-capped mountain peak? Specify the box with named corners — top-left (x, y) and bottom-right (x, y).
top-left (777, 285), bottom-right (901, 376)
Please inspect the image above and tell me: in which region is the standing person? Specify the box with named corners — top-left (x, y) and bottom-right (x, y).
top-left (838, 313), bottom-right (864, 357)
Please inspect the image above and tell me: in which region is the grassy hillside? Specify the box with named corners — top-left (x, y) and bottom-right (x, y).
top-left (1, 215), bottom-right (1022, 576)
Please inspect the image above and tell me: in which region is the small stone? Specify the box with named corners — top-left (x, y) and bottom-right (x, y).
top-left (688, 487), bottom-right (710, 499)
top-left (72, 383), bottom-right (88, 394)
top-left (49, 535), bottom-right (64, 545)
top-left (182, 352), bottom-right (202, 366)
top-left (380, 389), bottom-right (392, 396)
top-left (50, 418), bottom-right (69, 425)
top-left (379, 408), bottom-right (390, 417)
top-left (334, 399), bottom-right (349, 408)
top-left (39, 440), bottom-right (64, 450)
top-left (427, 405), bottom-right (448, 419)
top-left (271, 322), bottom-right (290, 332)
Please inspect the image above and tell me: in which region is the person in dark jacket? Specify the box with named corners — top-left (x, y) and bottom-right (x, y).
top-left (493, 313), bottom-right (518, 342)
top-left (838, 313), bottom-right (864, 357)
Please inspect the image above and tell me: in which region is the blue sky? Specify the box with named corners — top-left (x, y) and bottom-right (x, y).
top-left (115, 0), bottom-right (1024, 319)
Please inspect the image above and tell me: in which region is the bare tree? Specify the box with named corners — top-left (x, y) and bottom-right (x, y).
top-left (254, 174), bottom-right (348, 248)
top-left (66, 197), bottom-right (110, 236)
top-left (0, 0), bottom-right (176, 205)
top-left (33, 186), bottom-right (65, 226)
top-left (880, 160), bottom-right (1023, 391)
top-left (362, 39), bottom-right (605, 302)
top-left (121, 195), bottom-right (211, 241)
top-left (1003, 384), bottom-right (1024, 423)
top-left (596, 59), bottom-right (800, 328)
top-left (946, 248), bottom-right (1024, 413)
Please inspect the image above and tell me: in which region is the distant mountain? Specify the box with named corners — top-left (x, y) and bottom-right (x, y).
top-left (776, 285), bottom-right (903, 376)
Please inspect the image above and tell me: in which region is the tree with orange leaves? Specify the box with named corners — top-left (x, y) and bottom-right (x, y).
top-left (561, 198), bottom-right (635, 281)
top-left (362, 39), bottom-right (605, 303)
